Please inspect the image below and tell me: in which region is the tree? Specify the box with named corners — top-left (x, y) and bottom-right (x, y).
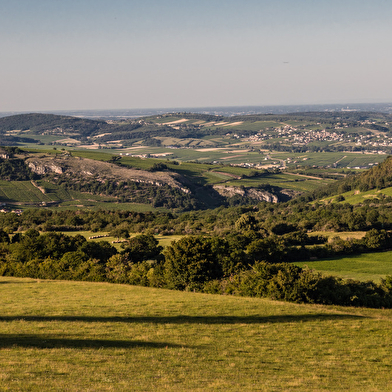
top-left (122, 234), bottom-right (162, 263)
top-left (58, 251), bottom-right (88, 279)
top-left (110, 227), bottom-right (129, 240)
top-left (148, 162), bottom-right (168, 172)
top-left (105, 254), bottom-right (132, 284)
top-left (164, 236), bottom-right (222, 291)
top-left (0, 229), bottom-right (10, 244)
top-left (209, 236), bottom-right (248, 276)
top-left (235, 214), bottom-right (257, 231)
top-left (79, 241), bottom-right (117, 263)
top-left (363, 229), bottom-right (390, 250)
top-left (246, 236), bottom-right (286, 263)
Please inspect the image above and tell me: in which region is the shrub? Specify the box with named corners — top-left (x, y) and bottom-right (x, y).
top-left (216, 261), bottom-right (392, 308)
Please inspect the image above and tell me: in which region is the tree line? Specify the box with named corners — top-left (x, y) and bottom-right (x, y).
top-left (1, 226), bottom-right (392, 308)
top-left (2, 196), bottom-right (392, 236)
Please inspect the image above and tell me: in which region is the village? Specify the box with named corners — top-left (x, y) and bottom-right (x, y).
top-left (246, 122), bottom-right (392, 152)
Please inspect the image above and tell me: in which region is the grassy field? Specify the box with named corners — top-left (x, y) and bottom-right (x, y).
top-left (226, 173), bottom-right (332, 192)
top-left (0, 179), bottom-right (162, 212)
top-left (269, 152), bottom-right (385, 169)
top-left (321, 187), bottom-right (392, 204)
top-left (295, 251), bottom-right (392, 282)
top-left (1, 277), bottom-right (392, 391)
top-left (59, 231), bottom-right (182, 250)
top-left (0, 181), bottom-right (54, 203)
top-left (310, 231), bottom-right (367, 240)
top-left (0, 180), bottom-right (118, 208)
top-left (22, 145), bottom-right (387, 172)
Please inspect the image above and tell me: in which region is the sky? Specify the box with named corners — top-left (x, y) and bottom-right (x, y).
top-left (1, 0), bottom-right (392, 111)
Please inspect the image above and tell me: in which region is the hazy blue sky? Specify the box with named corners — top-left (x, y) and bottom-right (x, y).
top-left (1, 0), bottom-right (392, 111)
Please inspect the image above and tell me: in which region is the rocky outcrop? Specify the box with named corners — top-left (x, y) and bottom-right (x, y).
top-left (25, 155), bottom-right (190, 194)
top-left (28, 161), bottom-right (63, 175)
top-left (212, 185), bottom-right (279, 203)
top-left (279, 189), bottom-right (302, 199)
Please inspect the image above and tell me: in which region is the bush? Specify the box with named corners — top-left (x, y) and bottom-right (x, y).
top-left (208, 261), bottom-right (392, 308)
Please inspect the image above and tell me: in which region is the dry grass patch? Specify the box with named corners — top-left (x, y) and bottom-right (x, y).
top-left (162, 119), bottom-right (189, 125)
top-left (223, 122), bottom-right (244, 127)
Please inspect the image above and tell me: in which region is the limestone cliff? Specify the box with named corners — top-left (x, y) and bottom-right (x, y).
top-left (212, 185), bottom-right (279, 203)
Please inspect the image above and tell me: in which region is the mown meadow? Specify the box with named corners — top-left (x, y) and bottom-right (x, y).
top-left (295, 250), bottom-right (392, 283)
top-left (1, 276), bottom-right (392, 391)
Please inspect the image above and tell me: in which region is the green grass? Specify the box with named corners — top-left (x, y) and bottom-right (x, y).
top-left (338, 154), bottom-right (386, 168)
top-left (49, 201), bottom-right (161, 213)
top-left (0, 181), bottom-right (53, 203)
top-left (0, 180), bottom-right (121, 208)
top-left (59, 231), bottom-right (182, 250)
top-left (295, 251), bottom-right (392, 282)
top-left (1, 277), bottom-right (392, 391)
top-left (0, 179), bottom-right (163, 212)
top-left (322, 187), bottom-right (392, 205)
top-left (269, 152), bottom-right (385, 169)
top-left (213, 166), bottom-right (255, 176)
top-left (56, 231), bottom-right (125, 251)
top-left (71, 150), bottom-right (116, 161)
top-left (154, 234), bottom-right (183, 248)
top-left (310, 231), bottom-right (367, 240)
top-left (333, 190), bottom-right (381, 204)
top-left (226, 173), bottom-right (332, 192)
top-left (203, 171), bottom-right (235, 184)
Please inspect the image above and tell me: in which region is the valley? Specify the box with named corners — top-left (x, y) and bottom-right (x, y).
top-left (0, 110), bottom-right (391, 211)
top-left (1, 111), bottom-right (392, 306)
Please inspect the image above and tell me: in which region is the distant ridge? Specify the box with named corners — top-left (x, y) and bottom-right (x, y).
top-left (0, 113), bottom-right (106, 139)
top-left (1, 102), bottom-right (392, 120)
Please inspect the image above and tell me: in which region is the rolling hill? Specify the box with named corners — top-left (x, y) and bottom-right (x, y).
top-left (0, 151), bottom-right (297, 210)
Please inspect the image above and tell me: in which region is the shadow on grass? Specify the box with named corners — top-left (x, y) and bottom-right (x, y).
top-left (0, 314), bottom-right (366, 324)
top-left (0, 334), bottom-right (186, 349)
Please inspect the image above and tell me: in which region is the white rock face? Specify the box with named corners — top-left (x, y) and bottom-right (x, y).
top-left (28, 162), bottom-right (63, 175)
top-left (212, 185), bottom-right (279, 203)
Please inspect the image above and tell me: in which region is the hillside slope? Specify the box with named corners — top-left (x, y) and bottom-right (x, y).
top-left (26, 155), bottom-right (188, 192)
top-left (0, 152), bottom-right (296, 210)
top-left (310, 156), bottom-right (392, 200)
top-left (1, 277), bottom-right (392, 391)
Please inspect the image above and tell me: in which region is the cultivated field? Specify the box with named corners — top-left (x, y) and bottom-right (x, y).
top-left (1, 277), bottom-right (392, 391)
top-left (295, 250), bottom-right (392, 282)
top-left (0, 180), bottom-right (124, 210)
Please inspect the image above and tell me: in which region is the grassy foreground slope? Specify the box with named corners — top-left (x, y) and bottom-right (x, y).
top-left (1, 277), bottom-right (392, 391)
